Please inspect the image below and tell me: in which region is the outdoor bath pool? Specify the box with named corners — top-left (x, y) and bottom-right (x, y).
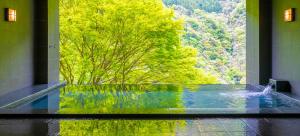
top-left (1, 84), bottom-right (300, 117)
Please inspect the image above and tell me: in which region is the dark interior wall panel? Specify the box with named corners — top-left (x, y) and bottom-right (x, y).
top-left (34, 0), bottom-right (48, 84)
top-left (259, 0), bottom-right (272, 85)
top-left (272, 0), bottom-right (300, 95)
top-left (34, 0), bottom-right (60, 84)
top-left (246, 0), bottom-right (272, 86)
top-left (0, 0), bottom-right (59, 96)
top-left (0, 0), bottom-right (35, 95)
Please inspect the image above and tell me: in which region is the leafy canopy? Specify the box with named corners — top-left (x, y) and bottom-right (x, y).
top-left (60, 0), bottom-right (217, 84)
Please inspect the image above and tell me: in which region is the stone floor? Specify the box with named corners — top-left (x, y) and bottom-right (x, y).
top-left (0, 118), bottom-right (300, 136)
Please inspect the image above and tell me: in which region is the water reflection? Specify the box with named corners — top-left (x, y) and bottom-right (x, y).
top-left (59, 85), bottom-right (187, 114)
top-left (59, 119), bottom-right (253, 136)
top-left (58, 84), bottom-right (249, 114)
top-left (3, 119), bottom-right (299, 136)
top-left (60, 120), bottom-right (187, 135)
top-left (16, 84), bottom-right (300, 115)
top-left (3, 85), bottom-right (300, 135)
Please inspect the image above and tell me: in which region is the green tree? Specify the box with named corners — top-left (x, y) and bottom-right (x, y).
top-left (60, 0), bottom-right (217, 84)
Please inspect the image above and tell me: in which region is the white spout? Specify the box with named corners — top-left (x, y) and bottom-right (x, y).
top-left (262, 85), bottom-right (273, 95)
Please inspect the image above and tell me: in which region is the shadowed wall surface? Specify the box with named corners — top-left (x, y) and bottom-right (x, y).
top-left (246, 0), bottom-right (272, 86)
top-left (272, 0), bottom-right (300, 95)
top-left (0, 0), bottom-right (59, 96)
top-left (0, 0), bottom-right (35, 96)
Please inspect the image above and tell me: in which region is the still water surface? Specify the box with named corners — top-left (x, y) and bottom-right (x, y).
top-left (18, 84), bottom-right (300, 114)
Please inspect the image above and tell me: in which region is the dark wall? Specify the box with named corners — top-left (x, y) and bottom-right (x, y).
top-left (272, 0), bottom-right (300, 95)
top-left (0, 0), bottom-right (35, 96)
top-left (34, 0), bottom-right (59, 84)
top-left (0, 0), bottom-right (59, 96)
top-left (246, 0), bottom-right (272, 86)
top-left (259, 0), bottom-right (272, 85)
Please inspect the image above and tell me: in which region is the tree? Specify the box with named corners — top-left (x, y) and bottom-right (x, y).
top-left (60, 0), bottom-right (217, 84)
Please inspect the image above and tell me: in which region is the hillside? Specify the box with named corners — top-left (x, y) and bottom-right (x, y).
top-left (163, 0), bottom-right (246, 84)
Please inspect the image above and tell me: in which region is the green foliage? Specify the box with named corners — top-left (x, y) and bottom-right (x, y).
top-left (164, 0), bottom-right (246, 84)
top-left (60, 0), bottom-right (245, 85)
top-left (226, 68), bottom-right (244, 84)
top-left (163, 0), bottom-right (223, 13)
top-left (60, 0), bottom-right (218, 85)
top-left (197, 0), bottom-right (223, 13)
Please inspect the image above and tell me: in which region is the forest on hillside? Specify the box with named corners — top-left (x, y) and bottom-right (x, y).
top-left (163, 0), bottom-right (246, 83)
top-left (59, 0), bottom-right (246, 84)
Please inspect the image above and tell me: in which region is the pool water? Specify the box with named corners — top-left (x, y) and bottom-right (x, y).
top-left (11, 84), bottom-right (300, 114)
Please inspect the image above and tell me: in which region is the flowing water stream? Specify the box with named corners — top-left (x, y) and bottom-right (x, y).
top-left (262, 84), bottom-right (273, 95)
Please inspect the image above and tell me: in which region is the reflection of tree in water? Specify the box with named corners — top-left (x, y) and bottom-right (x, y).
top-left (59, 119), bottom-right (247, 135)
top-left (58, 85), bottom-right (194, 135)
top-left (60, 120), bottom-right (187, 136)
top-left (59, 84), bottom-right (197, 114)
